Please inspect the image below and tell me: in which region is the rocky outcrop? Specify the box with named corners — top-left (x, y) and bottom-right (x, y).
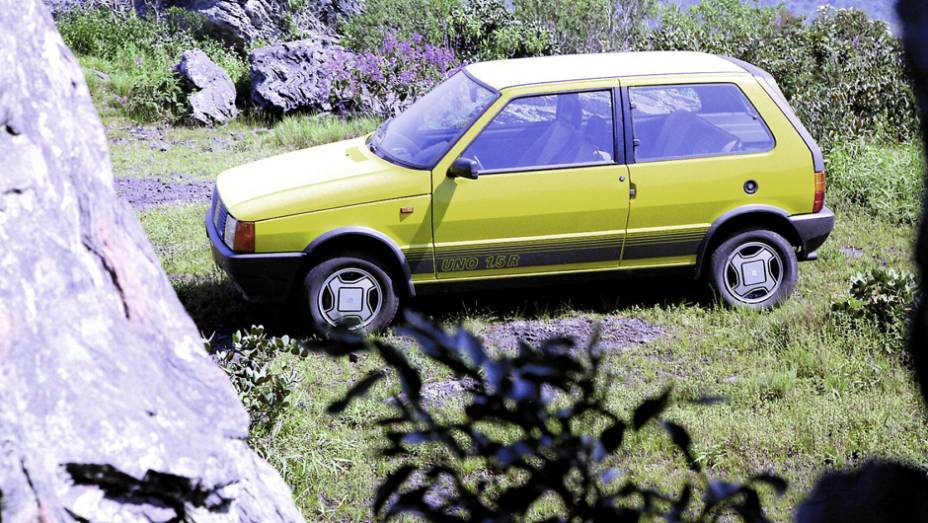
top-left (175, 48), bottom-right (238, 125)
top-left (249, 37), bottom-right (343, 114)
top-left (0, 2), bottom-right (303, 522)
top-left (134, 0), bottom-right (356, 49)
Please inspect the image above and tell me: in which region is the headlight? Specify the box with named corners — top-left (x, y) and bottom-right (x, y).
top-left (223, 214), bottom-right (238, 249)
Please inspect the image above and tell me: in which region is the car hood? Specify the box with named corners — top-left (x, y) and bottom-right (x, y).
top-left (216, 136), bottom-right (430, 221)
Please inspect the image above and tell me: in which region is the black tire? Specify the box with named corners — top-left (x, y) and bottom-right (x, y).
top-left (304, 254), bottom-right (399, 334)
top-left (708, 229), bottom-right (798, 310)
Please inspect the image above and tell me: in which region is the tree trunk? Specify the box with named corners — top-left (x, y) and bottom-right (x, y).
top-left (0, 2), bottom-right (303, 521)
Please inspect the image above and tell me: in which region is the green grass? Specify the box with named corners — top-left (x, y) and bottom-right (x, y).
top-left (137, 197), bottom-right (926, 522)
top-left (110, 70), bottom-right (925, 520)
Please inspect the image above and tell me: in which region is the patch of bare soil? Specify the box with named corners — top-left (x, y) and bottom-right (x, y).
top-left (481, 316), bottom-right (663, 354)
top-left (116, 176), bottom-right (213, 210)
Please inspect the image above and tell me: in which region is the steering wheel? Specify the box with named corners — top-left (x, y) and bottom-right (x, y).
top-left (471, 154), bottom-right (485, 171)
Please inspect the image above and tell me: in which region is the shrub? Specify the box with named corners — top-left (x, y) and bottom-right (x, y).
top-left (213, 326), bottom-right (309, 438)
top-left (446, 0), bottom-right (557, 61)
top-left (57, 7), bottom-right (248, 122)
top-left (340, 0), bottom-right (462, 52)
top-left (826, 141), bottom-right (925, 224)
top-left (515, 0), bottom-right (658, 53)
top-left (647, 0), bottom-right (916, 147)
top-left (314, 314), bottom-right (785, 520)
top-left (323, 32), bottom-right (458, 116)
top-left (832, 268), bottom-right (919, 345)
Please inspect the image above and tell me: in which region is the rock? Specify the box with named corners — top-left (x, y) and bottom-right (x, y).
top-left (0, 2), bottom-right (303, 522)
top-left (175, 49), bottom-right (238, 126)
top-left (249, 38), bottom-right (344, 114)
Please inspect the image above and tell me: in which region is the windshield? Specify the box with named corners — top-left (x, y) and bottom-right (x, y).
top-left (369, 71), bottom-right (497, 169)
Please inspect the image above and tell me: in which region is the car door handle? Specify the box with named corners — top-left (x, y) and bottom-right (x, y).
top-left (629, 184), bottom-right (637, 199)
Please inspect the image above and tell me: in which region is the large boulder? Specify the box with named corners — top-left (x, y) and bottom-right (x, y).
top-left (0, 2), bottom-right (303, 522)
top-left (249, 37), bottom-right (345, 114)
top-left (175, 48), bottom-right (238, 125)
top-left (134, 0), bottom-right (356, 49)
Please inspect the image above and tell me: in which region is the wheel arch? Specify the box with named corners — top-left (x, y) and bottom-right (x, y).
top-left (303, 227), bottom-right (415, 296)
top-left (695, 205), bottom-right (801, 278)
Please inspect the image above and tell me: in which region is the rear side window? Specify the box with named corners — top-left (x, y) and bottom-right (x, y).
top-left (629, 83), bottom-right (774, 163)
top-left (460, 90), bottom-right (616, 172)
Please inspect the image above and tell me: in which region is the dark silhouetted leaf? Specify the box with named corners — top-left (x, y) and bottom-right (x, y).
top-left (600, 420), bottom-right (626, 453)
top-left (373, 465), bottom-right (415, 513)
top-left (633, 388), bottom-right (670, 430)
top-left (327, 371), bottom-right (384, 414)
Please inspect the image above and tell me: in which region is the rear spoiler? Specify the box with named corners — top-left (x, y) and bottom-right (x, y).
top-left (720, 56), bottom-right (825, 173)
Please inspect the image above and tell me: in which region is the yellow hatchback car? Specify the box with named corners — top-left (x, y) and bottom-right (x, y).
top-left (207, 51), bottom-right (833, 332)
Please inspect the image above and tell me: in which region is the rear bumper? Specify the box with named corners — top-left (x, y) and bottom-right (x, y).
top-left (206, 196), bottom-right (305, 303)
top-left (789, 206), bottom-right (835, 256)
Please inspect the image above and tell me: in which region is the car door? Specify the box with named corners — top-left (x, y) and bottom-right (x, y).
top-left (620, 79), bottom-right (785, 268)
top-left (430, 84), bottom-right (631, 280)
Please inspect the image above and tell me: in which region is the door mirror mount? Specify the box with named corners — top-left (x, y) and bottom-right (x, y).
top-left (448, 157), bottom-right (479, 180)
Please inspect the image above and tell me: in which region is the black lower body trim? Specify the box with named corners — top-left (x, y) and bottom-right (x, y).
top-left (789, 207), bottom-right (835, 255)
top-left (206, 205), bottom-right (305, 303)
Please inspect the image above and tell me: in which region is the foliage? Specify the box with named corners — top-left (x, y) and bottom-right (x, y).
top-left (647, 0), bottom-right (916, 147)
top-left (314, 313), bottom-right (785, 521)
top-left (322, 32), bottom-right (457, 116)
top-left (58, 7), bottom-right (248, 122)
top-left (832, 268), bottom-right (919, 345)
top-left (264, 113), bottom-right (381, 150)
top-left (213, 326), bottom-right (309, 437)
top-left (446, 0), bottom-right (557, 61)
top-left (515, 0), bottom-right (658, 53)
top-left (826, 141), bottom-right (925, 224)
top-left (340, 0), bottom-right (462, 52)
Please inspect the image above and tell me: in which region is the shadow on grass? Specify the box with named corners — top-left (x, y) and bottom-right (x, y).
top-left (409, 271), bottom-right (715, 324)
top-left (172, 274), bottom-right (313, 345)
top-left (173, 269), bottom-right (714, 343)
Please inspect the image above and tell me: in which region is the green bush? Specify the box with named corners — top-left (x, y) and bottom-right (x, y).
top-left (58, 7), bottom-right (248, 122)
top-left (515, 0), bottom-right (657, 53)
top-left (213, 326), bottom-right (309, 438)
top-left (826, 141), bottom-right (925, 224)
top-left (446, 0), bottom-right (557, 60)
top-left (340, 0), bottom-right (462, 52)
top-left (832, 268), bottom-right (919, 345)
top-left (647, 0), bottom-right (916, 147)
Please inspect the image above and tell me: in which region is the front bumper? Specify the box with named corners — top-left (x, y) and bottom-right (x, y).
top-left (206, 193), bottom-right (305, 303)
top-left (789, 206), bottom-right (835, 256)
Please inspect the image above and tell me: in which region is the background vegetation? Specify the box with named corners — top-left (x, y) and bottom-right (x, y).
top-left (56, 0), bottom-right (926, 520)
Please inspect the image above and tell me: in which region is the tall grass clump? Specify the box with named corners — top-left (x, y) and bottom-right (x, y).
top-left (57, 7), bottom-right (248, 122)
top-left (264, 114), bottom-right (381, 150)
top-left (827, 141), bottom-right (925, 224)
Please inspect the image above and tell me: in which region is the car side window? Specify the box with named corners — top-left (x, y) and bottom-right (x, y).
top-left (629, 83), bottom-right (775, 163)
top-left (460, 90), bottom-right (616, 173)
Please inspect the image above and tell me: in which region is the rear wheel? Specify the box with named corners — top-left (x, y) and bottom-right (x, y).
top-left (709, 229), bottom-right (797, 309)
top-left (304, 255), bottom-right (399, 334)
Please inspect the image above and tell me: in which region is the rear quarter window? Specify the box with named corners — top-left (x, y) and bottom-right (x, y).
top-left (629, 83), bottom-right (775, 163)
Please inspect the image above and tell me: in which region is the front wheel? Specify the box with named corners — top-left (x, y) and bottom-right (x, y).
top-left (709, 229), bottom-right (797, 310)
top-left (304, 255), bottom-right (399, 334)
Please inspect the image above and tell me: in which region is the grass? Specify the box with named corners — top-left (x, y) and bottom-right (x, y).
top-left (132, 139), bottom-right (926, 521)
top-left (98, 56), bottom-right (925, 520)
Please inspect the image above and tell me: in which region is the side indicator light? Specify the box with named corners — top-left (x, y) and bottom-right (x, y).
top-left (400, 206), bottom-right (415, 214)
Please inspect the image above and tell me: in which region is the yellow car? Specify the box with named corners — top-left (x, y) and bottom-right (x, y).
top-left (207, 51), bottom-right (833, 332)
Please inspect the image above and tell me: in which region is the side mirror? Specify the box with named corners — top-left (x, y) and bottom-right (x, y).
top-left (448, 157), bottom-right (479, 180)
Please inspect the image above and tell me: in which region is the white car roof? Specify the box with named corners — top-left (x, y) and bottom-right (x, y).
top-left (465, 51), bottom-right (748, 90)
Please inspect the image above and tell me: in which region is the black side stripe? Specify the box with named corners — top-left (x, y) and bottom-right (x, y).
top-left (404, 231), bottom-right (707, 274)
